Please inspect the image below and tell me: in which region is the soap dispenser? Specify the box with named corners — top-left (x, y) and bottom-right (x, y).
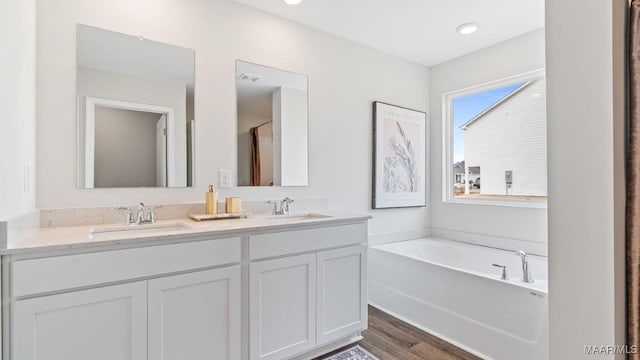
top-left (205, 185), bottom-right (218, 214)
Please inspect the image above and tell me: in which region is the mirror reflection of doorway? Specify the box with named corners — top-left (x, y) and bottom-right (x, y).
top-left (84, 97), bottom-right (175, 188)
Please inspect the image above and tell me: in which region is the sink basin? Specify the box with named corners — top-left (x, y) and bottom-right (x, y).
top-left (89, 222), bottom-right (190, 237)
top-left (266, 213), bottom-right (332, 221)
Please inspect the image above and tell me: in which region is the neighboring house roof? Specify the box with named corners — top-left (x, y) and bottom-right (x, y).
top-left (459, 81), bottom-right (533, 130)
top-left (453, 163), bottom-right (480, 174)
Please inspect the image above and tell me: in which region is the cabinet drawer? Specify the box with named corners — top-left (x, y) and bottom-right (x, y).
top-left (12, 238), bottom-right (240, 297)
top-left (249, 223), bottom-right (366, 260)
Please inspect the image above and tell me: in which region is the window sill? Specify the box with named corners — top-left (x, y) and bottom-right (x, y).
top-left (443, 197), bottom-right (548, 209)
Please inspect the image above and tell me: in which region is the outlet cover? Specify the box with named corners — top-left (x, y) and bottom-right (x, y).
top-left (219, 170), bottom-right (232, 189)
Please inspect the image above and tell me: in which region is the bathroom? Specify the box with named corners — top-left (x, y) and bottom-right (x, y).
top-left (0, 0), bottom-right (629, 359)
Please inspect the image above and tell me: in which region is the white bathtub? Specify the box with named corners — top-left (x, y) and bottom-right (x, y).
top-left (368, 238), bottom-right (548, 360)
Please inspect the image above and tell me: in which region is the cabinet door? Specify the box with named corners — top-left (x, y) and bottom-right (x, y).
top-left (316, 245), bottom-right (367, 345)
top-left (13, 282), bottom-right (147, 360)
top-left (148, 266), bottom-right (241, 360)
top-left (249, 254), bottom-right (316, 360)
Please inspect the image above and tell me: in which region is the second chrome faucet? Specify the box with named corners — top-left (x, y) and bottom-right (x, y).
top-left (268, 197), bottom-right (294, 215)
top-left (116, 202), bottom-right (162, 225)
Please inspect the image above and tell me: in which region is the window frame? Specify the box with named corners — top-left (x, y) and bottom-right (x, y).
top-left (441, 68), bottom-right (547, 208)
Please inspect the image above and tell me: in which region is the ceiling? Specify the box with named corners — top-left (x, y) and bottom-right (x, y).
top-left (237, 61), bottom-right (308, 121)
top-left (231, 0), bottom-right (545, 66)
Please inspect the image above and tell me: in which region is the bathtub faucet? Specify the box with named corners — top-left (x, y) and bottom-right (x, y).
top-left (492, 264), bottom-right (509, 280)
top-left (516, 250), bottom-right (534, 283)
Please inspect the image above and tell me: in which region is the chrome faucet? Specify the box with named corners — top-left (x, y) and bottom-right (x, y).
top-left (116, 203), bottom-right (161, 225)
top-left (281, 197), bottom-right (294, 215)
top-left (116, 206), bottom-right (135, 225)
top-left (268, 197), bottom-right (295, 215)
top-left (136, 203), bottom-right (149, 224)
top-left (516, 250), bottom-right (534, 283)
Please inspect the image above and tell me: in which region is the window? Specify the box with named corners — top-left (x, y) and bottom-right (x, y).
top-left (443, 69), bottom-right (547, 206)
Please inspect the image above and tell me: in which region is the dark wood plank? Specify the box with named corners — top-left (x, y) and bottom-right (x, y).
top-left (409, 342), bottom-right (462, 360)
top-left (315, 305), bottom-right (481, 360)
top-left (367, 306), bottom-right (481, 360)
top-left (359, 327), bottom-right (426, 360)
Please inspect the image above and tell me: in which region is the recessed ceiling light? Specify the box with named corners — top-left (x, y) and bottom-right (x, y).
top-left (283, 0), bottom-right (302, 4)
top-left (456, 22), bottom-right (480, 35)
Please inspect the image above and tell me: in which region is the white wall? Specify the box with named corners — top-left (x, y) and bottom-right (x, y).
top-left (546, 0), bottom-right (627, 358)
top-left (429, 29), bottom-right (547, 253)
top-left (36, 0), bottom-right (430, 237)
top-left (0, 0), bottom-right (37, 221)
top-left (465, 78), bottom-right (547, 197)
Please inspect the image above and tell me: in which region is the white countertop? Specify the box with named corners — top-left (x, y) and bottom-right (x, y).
top-left (3, 211), bottom-right (371, 255)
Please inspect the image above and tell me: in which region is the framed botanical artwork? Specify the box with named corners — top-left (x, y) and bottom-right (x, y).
top-left (372, 101), bottom-right (427, 209)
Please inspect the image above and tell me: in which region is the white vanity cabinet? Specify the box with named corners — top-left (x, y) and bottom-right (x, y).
top-left (3, 217), bottom-right (369, 360)
top-left (248, 223), bottom-right (368, 360)
top-left (7, 238), bottom-right (242, 360)
top-left (13, 281), bottom-right (148, 360)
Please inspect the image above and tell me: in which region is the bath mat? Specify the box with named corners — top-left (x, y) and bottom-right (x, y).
top-left (322, 345), bottom-right (380, 360)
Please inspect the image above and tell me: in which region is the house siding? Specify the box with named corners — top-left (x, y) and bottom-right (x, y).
top-left (464, 79), bottom-right (547, 196)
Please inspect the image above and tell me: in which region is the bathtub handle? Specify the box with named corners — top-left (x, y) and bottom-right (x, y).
top-left (492, 264), bottom-right (509, 280)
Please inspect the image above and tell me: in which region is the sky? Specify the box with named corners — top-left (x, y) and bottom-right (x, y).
top-left (452, 83), bottom-right (524, 163)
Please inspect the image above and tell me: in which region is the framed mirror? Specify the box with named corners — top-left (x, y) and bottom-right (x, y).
top-left (76, 24), bottom-right (195, 188)
top-left (236, 60), bottom-right (309, 187)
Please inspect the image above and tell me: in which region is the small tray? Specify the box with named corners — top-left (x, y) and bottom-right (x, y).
top-left (190, 212), bottom-right (251, 221)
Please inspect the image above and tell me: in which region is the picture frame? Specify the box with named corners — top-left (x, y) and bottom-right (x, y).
top-left (372, 101), bottom-right (427, 209)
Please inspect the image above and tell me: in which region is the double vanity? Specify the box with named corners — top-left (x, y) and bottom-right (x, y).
top-left (1, 210), bottom-right (370, 360)
top-left (3, 19), bottom-right (369, 360)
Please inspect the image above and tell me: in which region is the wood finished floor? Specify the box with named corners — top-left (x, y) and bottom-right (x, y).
top-left (317, 306), bottom-right (481, 360)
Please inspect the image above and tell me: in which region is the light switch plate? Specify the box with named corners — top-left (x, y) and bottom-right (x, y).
top-left (219, 170), bottom-right (232, 188)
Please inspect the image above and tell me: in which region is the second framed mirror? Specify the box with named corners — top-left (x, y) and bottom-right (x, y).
top-left (236, 60), bottom-right (309, 187)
